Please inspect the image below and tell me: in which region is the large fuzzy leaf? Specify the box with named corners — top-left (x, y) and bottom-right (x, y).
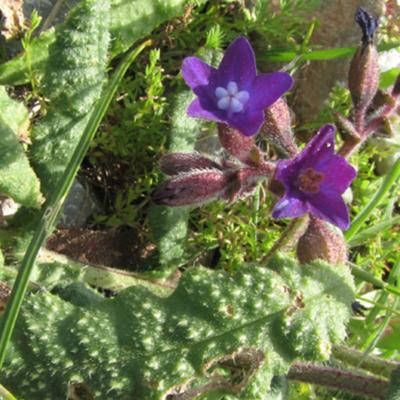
top-left (147, 49), bottom-right (220, 277)
top-left (0, 86), bottom-right (42, 208)
top-left (3, 254), bottom-right (354, 399)
top-left (30, 0), bottom-right (110, 198)
top-left (147, 89), bottom-right (202, 275)
top-left (0, 0), bottom-right (205, 86)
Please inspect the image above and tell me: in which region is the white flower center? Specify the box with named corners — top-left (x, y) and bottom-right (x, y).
top-left (215, 81), bottom-right (249, 113)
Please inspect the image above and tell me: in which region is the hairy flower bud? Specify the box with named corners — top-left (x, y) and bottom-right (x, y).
top-left (348, 8), bottom-right (379, 113)
top-left (160, 153), bottom-right (222, 176)
top-left (218, 123), bottom-right (261, 165)
top-left (152, 169), bottom-right (232, 206)
top-left (334, 113), bottom-right (360, 142)
top-left (262, 98), bottom-right (298, 157)
top-left (297, 217), bottom-right (348, 265)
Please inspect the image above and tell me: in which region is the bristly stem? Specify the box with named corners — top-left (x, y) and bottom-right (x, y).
top-left (260, 215), bottom-right (309, 264)
top-left (0, 41), bottom-right (151, 370)
top-left (345, 157), bottom-right (400, 240)
top-left (288, 362), bottom-right (389, 399)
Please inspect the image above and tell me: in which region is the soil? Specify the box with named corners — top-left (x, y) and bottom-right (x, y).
top-left (46, 228), bottom-right (155, 270)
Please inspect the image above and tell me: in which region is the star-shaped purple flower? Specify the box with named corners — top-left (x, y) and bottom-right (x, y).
top-left (182, 37), bottom-right (293, 136)
top-left (272, 124), bottom-right (357, 230)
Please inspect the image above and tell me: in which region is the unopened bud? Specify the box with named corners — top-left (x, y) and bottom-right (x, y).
top-left (297, 218), bottom-right (347, 265)
top-left (262, 98), bottom-right (298, 157)
top-left (334, 113), bottom-right (360, 142)
top-left (160, 153), bottom-right (222, 176)
top-left (348, 8), bottom-right (380, 112)
top-left (224, 163), bottom-right (275, 202)
top-left (218, 123), bottom-right (261, 165)
top-left (152, 169), bottom-right (232, 206)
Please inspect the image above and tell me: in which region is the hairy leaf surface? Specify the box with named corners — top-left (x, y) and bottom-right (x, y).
top-left (3, 254), bottom-right (354, 399)
top-left (148, 89), bottom-right (202, 275)
top-left (0, 87), bottom-right (42, 207)
top-left (0, 0), bottom-right (204, 86)
top-left (30, 0), bottom-right (110, 197)
top-left (148, 49), bottom-right (220, 276)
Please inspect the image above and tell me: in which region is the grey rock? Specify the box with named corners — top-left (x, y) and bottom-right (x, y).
top-left (291, 0), bottom-right (386, 127)
top-left (59, 178), bottom-right (101, 229)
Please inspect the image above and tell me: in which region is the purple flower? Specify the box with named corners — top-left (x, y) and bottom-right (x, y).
top-left (182, 37), bottom-right (293, 136)
top-left (272, 124), bottom-right (357, 230)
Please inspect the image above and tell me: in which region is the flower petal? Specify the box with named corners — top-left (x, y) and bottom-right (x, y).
top-left (215, 87), bottom-right (228, 98)
top-left (319, 154), bottom-right (357, 193)
top-left (296, 124), bottom-right (336, 167)
top-left (230, 110), bottom-right (265, 136)
top-left (249, 72), bottom-right (293, 110)
top-left (182, 57), bottom-right (216, 92)
top-left (187, 98), bottom-right (222, 122)
top-left (217, 37), bottom-right (257, 88)
top-left (272, 195), bottom-right (309, 219)
top-left (236, 90), bottom-right (250, 103)
top-left (308, 190), bottom-right (350, 230)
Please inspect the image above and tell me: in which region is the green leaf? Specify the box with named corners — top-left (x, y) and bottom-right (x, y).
top-left (380, 67), bottom-right (400, 89)
top-left (259, 41), bottom-right (400, 63)
top-left (147, 48), bottom-right (220, 277)
top-left (147, 89), bottom-right (201, 276)
top-left (3, 254), bottom-right (354, 399)
top-left (0, 0), bottom-right (207, 86)
top-left (30, 0), bottom-right (110, 198)
top-left (348, 216), bottom-right (400, 247)
top-left (0, 30), bottom-right (55, 86)
top-left (0, 87), bottom-right (43, 208)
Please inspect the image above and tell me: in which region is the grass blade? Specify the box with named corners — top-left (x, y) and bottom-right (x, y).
top-left (260, 41), bottom-right (400, 62)
top-left (0, 40), bottom-right (151, 370)
top-left (346, 158), bottom-right (400, 241)
top-left (348, 216), bottom-right (400, 247)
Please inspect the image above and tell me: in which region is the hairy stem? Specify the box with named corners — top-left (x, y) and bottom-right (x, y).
top-left (261, 215), bottom-right (309, 264)
top-left (288, 362), bottom-right (389, 399)
top-left (332, 345), bottom-right (399, 379)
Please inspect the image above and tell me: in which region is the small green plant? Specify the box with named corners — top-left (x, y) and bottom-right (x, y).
top-left (21, 10), bottom-right (42, 99)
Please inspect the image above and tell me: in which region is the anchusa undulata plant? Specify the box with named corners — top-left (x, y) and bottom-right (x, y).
top-left (151, 10), bottom-right (400, 397)
top-left (2, 2), bottom-right (400, 399)
top-left (154, 7), bottom-right (400, 268)
top-left (153, 8), bottom-right (400, 272)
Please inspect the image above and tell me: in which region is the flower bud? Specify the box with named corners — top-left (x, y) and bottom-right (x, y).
top-left (160, 153), bottom-right (222, 176)
top-left (218, 123), bottom-right (261, 165)
top-left (348, 8), bottom-right (380, 113)
top-left (334, 113), bottom-right (360, 142)
top-left (297, 218), bottom-right (348, 265)
top-left (262, 98), bottom-right (298, 157)
top-left (152, 169), bottom-right (232, 206)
